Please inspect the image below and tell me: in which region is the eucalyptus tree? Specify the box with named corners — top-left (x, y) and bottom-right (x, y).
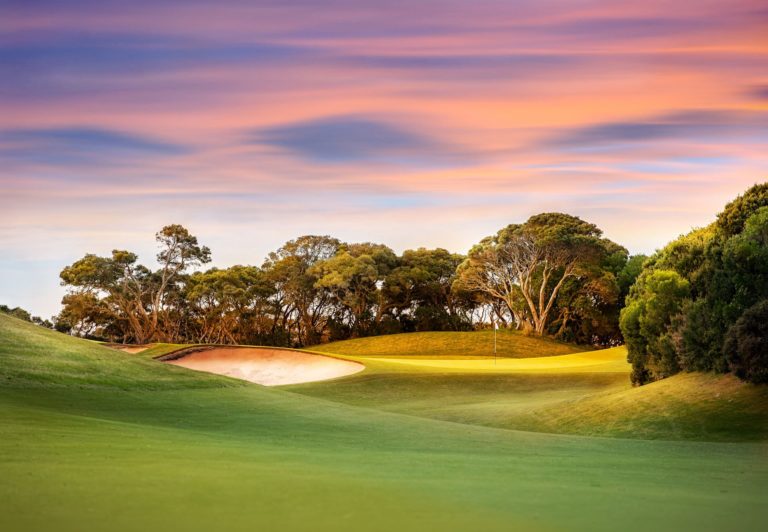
top-left (186, 265), bottom-right (271, 344)
top-left (59, 225), bottom-right (210, 343)
top-left (151, 225), bottom-right (211, 340)
top-left (310, 242), bottom-right (398, 336)
top-left (262, 235), bottom-right (341, 345)
top-left (455, 213), bottom-right (622, 336)
top-left (384, 247), bottom-right (469, 331)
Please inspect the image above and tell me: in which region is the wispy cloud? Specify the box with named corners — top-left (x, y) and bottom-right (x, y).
top-left (544, 110), bottom-right (768, 151)
top-left (0, 127), bottom-right (188, 166)
top-left (1, 0), bottom-right (768, 318)
top-left (250, 115), bottom-right (456, 164)
top-left (748, 85), bottom-right (768, 100)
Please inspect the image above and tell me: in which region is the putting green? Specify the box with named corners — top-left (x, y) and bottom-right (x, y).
top-left (372, 346), bottom-right (629, 373)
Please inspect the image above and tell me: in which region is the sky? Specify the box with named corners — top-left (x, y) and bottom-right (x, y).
top-left (1, 0), bottom-right (767, 318)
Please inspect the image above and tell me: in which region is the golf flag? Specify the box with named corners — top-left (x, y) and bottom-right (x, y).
top-left (495, 323), bottom-right (499, 330)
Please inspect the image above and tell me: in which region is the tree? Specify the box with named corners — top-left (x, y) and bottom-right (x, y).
top-left (50, 216), bottom-right (653, 351)
top-left (384, 248), bottom-right (470, 331)
top-left (716, 182), bottom-right (768, 237)
top-left (57, 292), bottom-right (111, 338)
top-left (186, 265), bottom-right (272, 344)
top-left (0, 304), bottom-right (32, 322)
top-left (453, 236), bottom-right (528, 328)
top-left (151, 225), bottom-right (211, 340)
top-left (262, 235), bottom-right (341, 345)
top-left (310, 242), bottom-right (398, 336)
top-left (59, 225), bottom-right (209, 343)
top-left (548, 240), bottom-right (630, 345)
top-left (620, 183), bottom-right (768, 385)
top-left (724, 299), bottom-right (768, 384)
top-left (60, 250), bottom-right (150, 342)
top-left (455, 213), bottom-right (621, 336)
top-left (620, 269), bottom-right (690, 384)
top-left (617, 254), bottom-right (647, 302)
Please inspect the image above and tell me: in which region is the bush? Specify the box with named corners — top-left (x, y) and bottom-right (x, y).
top-left (620, 183), bottom-right (768, 385)
top-left (725, 300), bottom-right (768, 384)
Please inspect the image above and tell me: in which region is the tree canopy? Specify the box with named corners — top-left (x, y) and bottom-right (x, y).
top-left (56, 214), bottom-right (635, 348)
top-left (620, 183), bottom-right (768, 384)
top-left (454, 213), bottom-right (632, 343)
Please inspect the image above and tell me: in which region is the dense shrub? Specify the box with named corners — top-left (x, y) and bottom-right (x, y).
top-left (620, 183), bottom-right (768, 385)
top-left (725, 300), bottom-right (768, 384)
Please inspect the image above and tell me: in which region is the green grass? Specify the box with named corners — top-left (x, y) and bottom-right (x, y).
top-left (290, 346), bottom-right (768, 442)
top-left (0, 317), bottom-right (237, 390)
top-left (137, 342), bottom-right (191, 359)
top-left (2, 313), bottom-right (767, 531)
top-left (516, 371), bottom-right (768, 441)
top-left (309, 329), bottom-right (586, 358)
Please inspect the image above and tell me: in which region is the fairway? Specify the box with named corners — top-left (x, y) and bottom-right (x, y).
top-left (2, 314), bottom-right (767, 531)
top-left (5, 3), bottom-right (767, 531)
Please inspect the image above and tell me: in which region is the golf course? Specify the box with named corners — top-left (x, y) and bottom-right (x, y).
top-left (2, 312), bottom-right (766, 532)
top-left (4, 1), bottom-right (768, 530)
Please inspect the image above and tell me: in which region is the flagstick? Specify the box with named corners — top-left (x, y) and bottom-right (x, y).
top-left (494, 322), bottom-right (497, 365)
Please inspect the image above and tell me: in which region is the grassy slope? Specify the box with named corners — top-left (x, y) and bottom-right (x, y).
top-left (0, 318), bottom-right (237, 390)
top-left (293, 341), bottom-right (768, 442)
top-left (2, 314), bottom-right (768, 531)
top-left (519, 371), bottom-right (768, 441)
top-left (309, 329), bottom-right (586, 358)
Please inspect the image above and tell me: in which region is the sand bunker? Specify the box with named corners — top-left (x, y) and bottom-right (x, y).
top-left (165, 347), bottom-right (364, 386)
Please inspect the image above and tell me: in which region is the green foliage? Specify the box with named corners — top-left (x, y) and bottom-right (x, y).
top-left (55, 216), bottom-right (634, 348)
top-left (59, 225), bottom-right (211, 343)
top-left (262, 235), bottom-right (342, 346)
top-left (456, 212), bottom-right (628, 343)
top-left (617, 254), bottom-right (647, 300)
top-left (620, 269), bottom-right (690, 384)
top-left (716, 181), bottom-right (768, 237)
top-left (722, 206), bottom-right (768, 307)
top-left (0, 304), bottom-right (52, 328)
top-left (383, 248), bottom-right (471, 332)
top-left (155, 224), bottom-right (211, 271)
top-left (311, 247), bottom-right (388, 334)
top-left (725, 299), bottom-right (768, 384)
top-left (58, 229), bottom-right (478, 346)
top-left (620, 183), bottom-right (768, 384)
top-left (186, 265), bottom-right (276, 344)
top-left (0, 304), bottom-right (33, 322)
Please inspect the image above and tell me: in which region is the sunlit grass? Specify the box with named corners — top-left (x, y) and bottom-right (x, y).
top-left (309, 329), bottom-right (586, 359)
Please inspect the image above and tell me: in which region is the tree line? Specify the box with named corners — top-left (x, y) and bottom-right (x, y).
top-left (620, 183), bottom-right (768, 384)
top-left (0, 305), bottom-right (53, 328)
top-left (55, 213), bottom-right (643, 348)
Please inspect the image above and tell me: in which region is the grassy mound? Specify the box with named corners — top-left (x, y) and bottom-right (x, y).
top-left (513, 371), bottom-right (768, 441)
top-left (310, 329), bottom-right (585, 358)
top-left (0, 315), bottom-right (237, 390)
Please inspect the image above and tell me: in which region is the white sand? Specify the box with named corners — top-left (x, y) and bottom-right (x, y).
top-left (166, 347), bottom-right (364, 386)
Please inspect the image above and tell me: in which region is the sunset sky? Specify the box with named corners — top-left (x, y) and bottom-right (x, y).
top-left (1, 0), bottom-right (767, 317)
